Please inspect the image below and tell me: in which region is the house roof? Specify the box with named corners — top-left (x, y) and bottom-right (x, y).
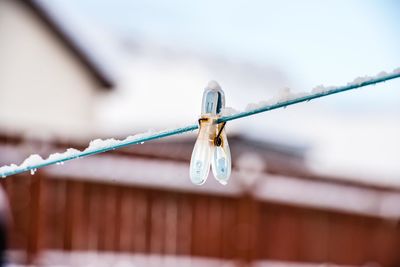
top-left (19, 0), bottom-right (114, 89)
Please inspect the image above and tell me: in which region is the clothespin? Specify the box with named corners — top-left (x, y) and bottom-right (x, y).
top-left (190, 81), bottom-right (231, 185)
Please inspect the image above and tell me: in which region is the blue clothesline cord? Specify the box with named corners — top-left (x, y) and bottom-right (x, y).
top-left (1, 71), bottom-right (400, 178)
top-left (218, 72), bottom-right (400, 123)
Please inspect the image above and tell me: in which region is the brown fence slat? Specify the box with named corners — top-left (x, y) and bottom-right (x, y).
top-left (118, 186), bottom-right (134, 252)
top-left (7, 175), bottom-right (32, 251)
top-left (68, 181), bottom-right (88, 250)
top-left (191, 194), bottom-right (209, 256)
top-left (27, 174), bottom-right (43, 262)
top-left (102, 185), bottom-right (118, 251)
top-left (164, 193), bottom-right (178, 255)
top-left (132, 189), bottom-right (148, 253)
top-left (221, 198), bottom-right (238, 260)
top-left (148, 190), bottom-right (166, 254)
top-left (207, 197), bottom-right (223, 258)
top-left (87, 183), bottom-right (102, 250)
top-left (176, 194), bottom-right (192, 256)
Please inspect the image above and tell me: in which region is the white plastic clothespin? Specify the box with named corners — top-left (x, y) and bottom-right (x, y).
top-left (190, 81), bottom-right (231, 185)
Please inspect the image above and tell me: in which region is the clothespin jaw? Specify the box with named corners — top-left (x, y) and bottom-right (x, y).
top-left (190, 81), bottom-right (231, 185)
top-left (201, 81), bottom-right (225, 116)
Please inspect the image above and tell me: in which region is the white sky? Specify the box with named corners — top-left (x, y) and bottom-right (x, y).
top-left (50, 0), bottom-right (400, 186)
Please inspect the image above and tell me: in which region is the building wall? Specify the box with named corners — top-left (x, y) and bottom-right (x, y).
top-left (0, 0), bottom-right (100, 139)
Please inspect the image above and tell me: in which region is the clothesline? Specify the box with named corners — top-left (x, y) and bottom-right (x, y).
top-left (1, 69), bottom-right (399, 178)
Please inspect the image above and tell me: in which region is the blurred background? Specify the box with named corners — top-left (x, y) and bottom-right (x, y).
top-left (0, 0), bottom-right (400, 266)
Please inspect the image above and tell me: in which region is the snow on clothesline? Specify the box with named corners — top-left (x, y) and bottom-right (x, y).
top-left (222, 68), bottom-right (400, 115)
top-left (0, 130), bottom-right (159, 177)
top-left (1, 68), bottom-right (400, 178)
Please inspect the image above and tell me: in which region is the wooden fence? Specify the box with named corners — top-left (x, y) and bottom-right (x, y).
top-left (1, 173), bottom-right (400, 266)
